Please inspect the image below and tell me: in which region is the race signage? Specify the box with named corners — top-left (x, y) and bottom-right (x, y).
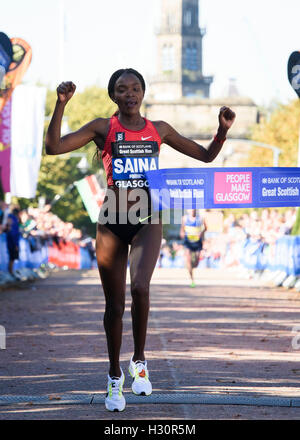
top-left (146, 167), bottom-right (300, 211)
top-left (0, 32), bottom-right (13, 84)
top-left (0, 37), bottom-right (32, 112)
top-left (288, 51), bottom-right (300, 98)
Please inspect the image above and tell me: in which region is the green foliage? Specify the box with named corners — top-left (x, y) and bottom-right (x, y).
top-left (17, 85), bottom-right (117, 238)
top-left (247, 99), bottom-right (300, 167)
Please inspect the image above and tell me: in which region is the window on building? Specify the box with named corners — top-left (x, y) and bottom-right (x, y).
top-left (183, 9), bottom-right (192, 27)
top-left (167, 14), bottom-right (176, 30)
top-left (184, 42), bottom-right (198, 71)
top-left (162, 44), bottom-right (175, 72)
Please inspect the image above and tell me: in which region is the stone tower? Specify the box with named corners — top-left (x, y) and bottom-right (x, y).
top-left (150, 0), bottom-right (213, 100)
top-left (145, 0), bottom-right (258, 145)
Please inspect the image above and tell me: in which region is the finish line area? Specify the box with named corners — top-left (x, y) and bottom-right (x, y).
top-left (0, 392), bottom-right (300, 408)
top-left (1, 268), bottom-right (300, 419)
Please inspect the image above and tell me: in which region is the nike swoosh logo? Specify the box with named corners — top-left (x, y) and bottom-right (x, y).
top-left (139, 215), bottom-right (152, 223)
top-left (141, 136), bottom-right (152, 141)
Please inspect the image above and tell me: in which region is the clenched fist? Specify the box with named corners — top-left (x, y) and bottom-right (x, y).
top-left (56, 81), bottom-right (76, 104)
top-left (219, 106), bottom-right (236, 132)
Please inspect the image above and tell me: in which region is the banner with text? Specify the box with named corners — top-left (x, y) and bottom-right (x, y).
top-left (0, 37), bottom-right (32, 113)
top-left (146, 167), bottom-right (300, 211)
top-left (0, 98), bottom-right (11, 192)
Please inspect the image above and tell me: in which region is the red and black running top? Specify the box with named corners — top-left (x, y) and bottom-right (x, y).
top-left (102, 116), bottom-right (162, 189)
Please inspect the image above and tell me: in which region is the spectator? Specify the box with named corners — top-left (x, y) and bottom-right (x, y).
top-left (159, 208), bottom-right (297, 271)
top-left (4, 206), bottom-right (20, 275)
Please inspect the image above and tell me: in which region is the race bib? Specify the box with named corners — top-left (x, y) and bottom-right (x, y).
top-left (112, 139), bottom-right (159, 189)
top-left (185, 225), bottom-right (202, 242)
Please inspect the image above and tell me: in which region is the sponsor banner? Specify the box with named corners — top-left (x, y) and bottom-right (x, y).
top-left (0, 233), bottom-right (95, 272)
top-left (214, 171), bottom-right (252, 204)
top-left (0, 38), bottom-right (32, 113)
top-left (147, 168), bottom-right (206, 211)
top-left (111, 140), bottom-right (159, 158)
top-left (145, 167), bottom-right (300, 210)
top-left (0, 98), bottom-right (11, 192)
top-left (48, 240), bottom-right (80, 270)
top-left (0, 32), bottom-right (13, 84)
top-left (75, 174), bottom-right (106, 223)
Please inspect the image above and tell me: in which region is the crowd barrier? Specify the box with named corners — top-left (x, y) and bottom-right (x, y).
top-left (240, 235), bottom-right (300, 276)
top-left (1, 232), bottom-right (299, 278)
top-left (0, 233), bottom-right (96, 272)
top-left (159, 252), bottom-right (221, 269)
top-left (0, 234), bottom-right (9, 271)
top-left (159, 235), bottom-right (300, 275)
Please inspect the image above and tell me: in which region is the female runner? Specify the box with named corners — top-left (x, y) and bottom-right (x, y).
top-left (45, 68), bottom-right (235, 411)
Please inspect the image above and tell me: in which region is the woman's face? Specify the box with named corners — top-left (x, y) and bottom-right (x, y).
top-left (112, 73), bottom-right (144, 115)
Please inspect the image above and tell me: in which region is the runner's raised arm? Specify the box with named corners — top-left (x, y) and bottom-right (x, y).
top-left (154, 106), bottom-right (235, 163)
top-left (45, 81), bottom-right (108, 155)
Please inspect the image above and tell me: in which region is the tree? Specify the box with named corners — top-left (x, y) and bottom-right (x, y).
top-left (17, 85), bottom-right (117, 238)
top-left (247, 99), bottom-right (300, 167)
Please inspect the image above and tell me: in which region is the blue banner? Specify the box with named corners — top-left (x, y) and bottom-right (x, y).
top-left (273, 236), bottom-right (300, 276)
top-left (239, 236), bottom-right (300, 276)
top-left (0, 233), bottom-right (96, 272)
top-left (146, 167), bottom-right (300, 210)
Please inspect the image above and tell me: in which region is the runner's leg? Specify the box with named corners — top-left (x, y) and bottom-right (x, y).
top-left (185, 248), bottom-right (193, 283)
top-left (129, 222), bottom-right (162, 361)
top-left (96, 224), bottom-right (129, 377)
top-left (191, 250), bottom-right (200, 269)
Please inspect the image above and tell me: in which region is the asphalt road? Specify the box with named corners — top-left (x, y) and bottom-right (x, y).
top-left (0, 267), bottom-right (300, 421)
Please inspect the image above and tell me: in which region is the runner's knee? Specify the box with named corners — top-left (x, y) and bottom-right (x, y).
top-left (131, 281), bottom-right (149, 301)
top-left (105, 301), bottom-right (125, 319)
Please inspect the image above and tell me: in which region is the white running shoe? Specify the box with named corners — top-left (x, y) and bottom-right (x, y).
top-left (128, 357), bottom-right (152, 396)
top-left (105, 369), bottom-right (126, 412)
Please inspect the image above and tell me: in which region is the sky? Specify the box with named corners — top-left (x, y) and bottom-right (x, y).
top-left (2, 0), bottom-right (300, 107)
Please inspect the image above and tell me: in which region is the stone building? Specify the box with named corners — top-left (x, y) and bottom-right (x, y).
top-left (144, 0), bottom-right (259, 169)
top-left (149, 0), bottom-right (213, 100)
